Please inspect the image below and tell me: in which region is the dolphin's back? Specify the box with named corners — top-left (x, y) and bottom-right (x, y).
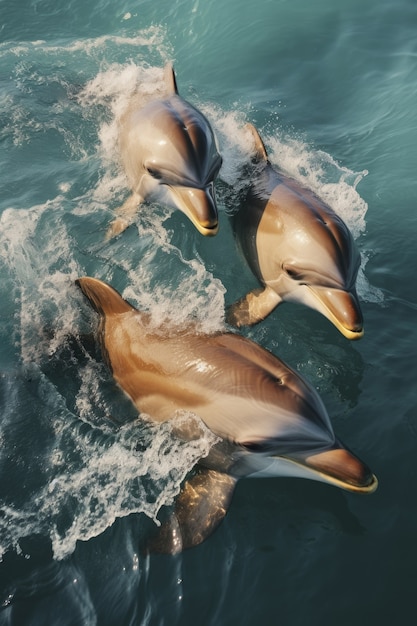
top-left (233, 163), bottom-right (283, 283)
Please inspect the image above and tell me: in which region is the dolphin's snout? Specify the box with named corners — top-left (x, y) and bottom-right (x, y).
top-left (303, 446), bottom-right (377, 493)
top-left (308, 287), bottom-right (364, 339)
top-left (171, 185), bottom-right (219, 236)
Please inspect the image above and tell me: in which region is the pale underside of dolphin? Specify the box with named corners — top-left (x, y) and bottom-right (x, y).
top-left (227, 124), bottom-right (364, 340)
top-left (107, 64), bottom-right (222, 239)
top-left (76, 276), bottom-right (377, 553)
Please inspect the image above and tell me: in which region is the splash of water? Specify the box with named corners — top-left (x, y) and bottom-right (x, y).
top-left (0, 365), bottom-right (218, 562)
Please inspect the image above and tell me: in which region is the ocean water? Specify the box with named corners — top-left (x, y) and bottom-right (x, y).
top-left (1, 0), bottom-right (416, 623)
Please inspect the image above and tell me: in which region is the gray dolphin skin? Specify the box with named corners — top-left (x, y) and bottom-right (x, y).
top-left (108, 64), bottom-right (222, 238)
top-left (227, 124), bottom-right (364, 340)
top-left (76, 276), bottom-right (377, 553)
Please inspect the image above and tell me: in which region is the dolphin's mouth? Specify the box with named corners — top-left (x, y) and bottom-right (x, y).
top-left (307, 286), bottom-right (364, 340)
top-left (170, 185), bottom-right (219, 236)
top-left (285, 446), bottom-right (378, 494)
top-left (195, 221), bottom-right (219, 236)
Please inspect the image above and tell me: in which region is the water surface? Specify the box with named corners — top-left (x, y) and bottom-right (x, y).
top-left (1, 0), bottom-right (416, 624)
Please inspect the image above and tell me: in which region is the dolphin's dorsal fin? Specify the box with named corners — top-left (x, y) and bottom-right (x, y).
top-left (246, 123), bottom-right (269, 162)
top-left (76, 277), bottom-right (135, 317)
top-left (164, 62), bottom-right (179, 95)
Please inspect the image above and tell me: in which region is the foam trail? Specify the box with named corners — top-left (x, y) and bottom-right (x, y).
top-left (120, 206), bottom-right (226, 333)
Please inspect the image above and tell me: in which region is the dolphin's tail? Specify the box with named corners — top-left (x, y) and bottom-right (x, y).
top-left (76, 277), bottom-right (135, 317)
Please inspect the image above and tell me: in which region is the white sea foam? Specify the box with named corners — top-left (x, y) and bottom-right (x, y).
top-left (0, 26), bottom-right (170, 59)
top-left (0, 366), bottom-right (218, 561)
top-left (120, 209), bottom-right (226, 332)
top-left (204, 107), bottom-right (254, 189)
top-left (268, 136), bottom-right (368, 239)
top-left (0, 201), bottom-right (81, 363)
top-left (48, 413), bottom-right (218, 561)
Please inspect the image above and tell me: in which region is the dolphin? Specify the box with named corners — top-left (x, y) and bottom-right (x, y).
top-left (227, 124), bottom-right (364, 340)
top-left (76, 276), bottom-right (377, 552)
top-left (108, 64), bottom-right (222, 238)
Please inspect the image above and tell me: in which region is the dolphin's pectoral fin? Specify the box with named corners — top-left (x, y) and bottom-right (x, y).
top-left (106, 193), bottom-right (142, 240)
top-left (146, 469), bottom-right (237, 554)
top-left (226, 286), bottom-right (282, 327)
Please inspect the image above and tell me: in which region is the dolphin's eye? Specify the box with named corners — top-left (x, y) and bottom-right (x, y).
top-left (283, 265), bottom-right (309, 285)
top-left (146, 166), bottom-right (162, 180)
top-left (241, 441), bottom-right (269, 452)
top-left (285, 266), bottom-right (302, 280)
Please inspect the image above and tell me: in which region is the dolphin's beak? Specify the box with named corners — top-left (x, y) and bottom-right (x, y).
top-left (170, 184), bottom-right (219, 236)
top-left (284, 443), bottom-right (378, 494)
top-left (307, 286), bottom-right (364, 340)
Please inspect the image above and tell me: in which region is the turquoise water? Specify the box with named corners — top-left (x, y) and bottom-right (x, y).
top-left (1, 0), bottom-right (416, 623)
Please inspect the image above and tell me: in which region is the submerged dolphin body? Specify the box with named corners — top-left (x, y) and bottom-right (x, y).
top-left (108, 64), bottom-right (222, 238)
top-left (76, 277), bottom-right (377, 552)
top-left (228, 124), bottom-right (364, 340)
